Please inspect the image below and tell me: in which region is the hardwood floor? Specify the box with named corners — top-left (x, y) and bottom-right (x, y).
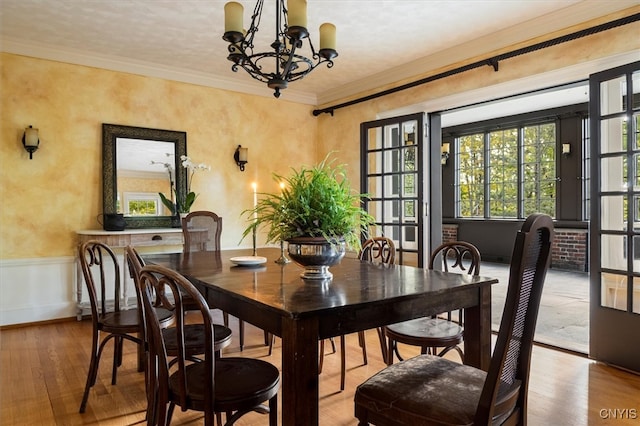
top-left (2, 313), bottom-right (639, 425)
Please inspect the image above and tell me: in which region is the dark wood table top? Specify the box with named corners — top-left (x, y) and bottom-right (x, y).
top-left (142, 248), bottom-right (498, 337)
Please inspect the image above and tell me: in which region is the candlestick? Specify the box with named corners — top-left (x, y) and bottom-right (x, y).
top-left (252, 182), bottom-right (257, 255)
top-left (275, 181), bottom-right (290, 264)
top-left (275, 239), bottom-right (291, 264)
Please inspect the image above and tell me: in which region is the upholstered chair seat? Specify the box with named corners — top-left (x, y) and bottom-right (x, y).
top-left (355, 354), bottom-right (520, 425)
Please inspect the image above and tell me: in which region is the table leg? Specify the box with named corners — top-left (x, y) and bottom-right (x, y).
top-left (281, 316), bottom-right (320, 426)
top-left (463, 285), bottom-right (492, 371)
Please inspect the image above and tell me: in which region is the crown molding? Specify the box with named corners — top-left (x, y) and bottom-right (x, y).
top-left (1, 37), bottom-right (318, 105)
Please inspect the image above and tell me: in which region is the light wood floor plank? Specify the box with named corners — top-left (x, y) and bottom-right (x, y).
top-left (1, 316), bottom-right (639, 425)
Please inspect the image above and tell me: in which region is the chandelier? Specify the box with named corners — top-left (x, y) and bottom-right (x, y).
top-left (223, 0), bottom-right (337, 98)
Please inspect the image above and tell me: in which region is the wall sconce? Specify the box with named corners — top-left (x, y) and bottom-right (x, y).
top-left (234, 145), bottom-right (248, 171)
top-left (22, 125), bottom-right (40, 159)
top-left (562, 143), bottom-right (571, 156)
top-left (441, 143), bottom-right (450, 165)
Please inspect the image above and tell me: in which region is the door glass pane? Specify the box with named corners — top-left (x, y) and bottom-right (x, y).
top-left (383, 200), bottom-right (399, 222)
top-left (600, 195), bottom-right (625, 231)
top-left (634, 236), bottom-right (640, 274)
top-left (636, 154), bottom-right (640, 191)
top-left (600, 156), bottom-right (627, 191)
top-left (403, 200), bottom-right (416, 220)
top-left (404, 146), bottom-right (417, 171)
top-left (402, 121), bottom-right (417, 147)
top-left (402, 225), bottom-right (418, 250)
top-left (599, 116), bottom-right (627, 154)
top-left (384, 175), bottom-right (400, 198)
top-left (367, 200), bottom-right (382, 218)
top-left (633, 71), bottom-right (640, 109)
top-left (601, 234), bottom-right (626, 270)
top-left (368, 151), bottom-right (382, 174)
top-left (601, 272), bottom-right (627, 311)
top-left (368, 176), bottom-right (381, 198)
top-left (386, 225), bottom-right (400, 242)
top-left (600, 75), bottom-right (626, 115)
top-left (385, 125), bottom-right (400, 149)
top-left (368, 127), bottom-right (382, 150)
top-left (403, 174), bottom-right (416, 197)
top-left (634, 113), bottom-right (640, 150)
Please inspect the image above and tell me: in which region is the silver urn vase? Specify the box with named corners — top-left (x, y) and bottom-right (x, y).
top-left (287, 237), bottom-right (346, 280)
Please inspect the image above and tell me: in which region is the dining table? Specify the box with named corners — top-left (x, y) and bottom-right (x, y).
top-left (142, 247), bottom-right (499, 426)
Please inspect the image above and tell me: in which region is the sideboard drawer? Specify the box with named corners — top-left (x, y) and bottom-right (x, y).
top-left (129, 232), bottom-right (183, 246)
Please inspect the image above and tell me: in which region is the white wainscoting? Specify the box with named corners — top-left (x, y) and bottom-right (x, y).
top-left (0, 256), bottom-right (77, 326)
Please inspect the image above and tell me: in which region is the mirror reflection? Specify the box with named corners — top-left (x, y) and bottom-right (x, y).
top-left (116, 138), bottom-right (175, 216)
top-left (102, 124), bottom-right (187, 229)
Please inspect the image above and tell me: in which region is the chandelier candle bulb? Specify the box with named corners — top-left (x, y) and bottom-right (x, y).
top-left (319, 23), bottom-right (336, 51)
top-left (224, 2), bottom-right (244, 33)
top-left (287, 0), bottom-right (307, 30)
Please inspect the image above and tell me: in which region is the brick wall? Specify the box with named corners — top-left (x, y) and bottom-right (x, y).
top-left (442, 224), bottom-right (588, 271)
top-left (442, 224), bottom-right (458, 244)
top-left (551, 228), bottom-right (588, 272)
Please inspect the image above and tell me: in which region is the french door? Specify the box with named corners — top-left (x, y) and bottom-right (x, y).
top-left (589, 61), bottom-right (640, 372)
top-left (360, 113), bottom-right (441, 267)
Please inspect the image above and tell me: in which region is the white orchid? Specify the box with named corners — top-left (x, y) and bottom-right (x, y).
top-left (158, 154), bottom-right (210, 215)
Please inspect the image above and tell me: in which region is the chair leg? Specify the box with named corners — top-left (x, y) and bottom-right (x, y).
top-left (376, 327), bottom-right (388, 364)
top-left (263, 330), bottom-right (270, 346)
top-left (386, 336), bottom-right (394, 366)
top-left (79, 330), bottom-right (101, 413)
top-left (340, 335), bottom-right (346, 391)
top-left (239, 319), bottom-right (245, 351)
top-left (358, 331), bottom-right (368, 365)
top-left (269, 394), bottom-right (278, 426)
top-left (318, 339), bottom-right (325, 374)
top-left (112, 335), bottom-right (122, 384)
top-left (267, 333), bottom-right (274, 356)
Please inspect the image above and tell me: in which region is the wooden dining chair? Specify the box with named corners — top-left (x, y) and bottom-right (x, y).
top-left (181, 210), bottom-right (223, 253)
top-left (139, 264), bottom-right (280, 426)
top-left (354, 214), bottom-right (554, 426)
top-left (126, 246), bottom-right (232, 424)
top-left (126, 245), bottom-right (233, 362)
top-left (383, 241), bottom-right (480, 365)
top-left (78, 240), bottom-right (171, 413)
top-left (182, 210), bottom-right (270, 351)
top-left (318, 236), bottom-right (396, 391)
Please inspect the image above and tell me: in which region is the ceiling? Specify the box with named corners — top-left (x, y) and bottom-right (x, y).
top-left (1, 1), bottom-right (636, 106)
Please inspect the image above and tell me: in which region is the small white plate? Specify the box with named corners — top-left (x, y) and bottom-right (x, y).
top-left (230, 256), bottom-right (267, 266)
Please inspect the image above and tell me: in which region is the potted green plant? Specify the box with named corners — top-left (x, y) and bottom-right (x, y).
top-left (243, 154), bottom-right (375, 280)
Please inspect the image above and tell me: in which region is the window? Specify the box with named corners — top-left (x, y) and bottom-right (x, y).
top-left (456, 120), bottom-right (557, 219)
top-left (122, 192), bottom-right (163, 216)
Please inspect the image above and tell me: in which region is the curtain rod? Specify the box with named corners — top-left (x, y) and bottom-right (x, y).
top-left (312, 12), bottom-right (640, 117)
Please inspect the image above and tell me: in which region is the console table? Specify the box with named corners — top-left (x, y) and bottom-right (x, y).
top-left (75, 228), bottom-right (185, 319)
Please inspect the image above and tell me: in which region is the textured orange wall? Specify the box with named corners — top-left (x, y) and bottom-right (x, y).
top-left (1, 17), bottom-right (638, 260)
top-left (0, 53), bottom-right (317, 258)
